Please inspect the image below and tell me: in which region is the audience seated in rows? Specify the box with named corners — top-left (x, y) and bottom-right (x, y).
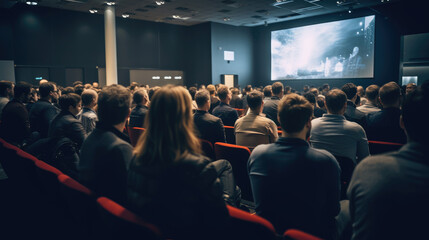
top-left (48, 93), bottom-right (86, 149)
top-left (263, 81), bottom-right (283, 126)
top-left (366, 81), bottom-right (407, 144)
top-left (128, 88), bottom-right (149, 128)
top-left (348, 81), bottom-right (429, 240)
top-left (262, 85), bottom-right (272, 103)
top-left (248, 93), bottom-right (340, 239)
top-left (234, 90), bottom-right (278, 149)
top-left (29, 82), bottom-right (60, 139)
top-left (0, 82), bottom-right (32, 147)
top-left (127, 85), bottom-right (231, 240)
top-left (356, 85), bottom-right (367, 106)
top-left (0, 80), bottom-right (14, 119)
top-left (79, 85), bottom-right (133, 205)
top-left (78, 89), bottom-right (98, 134)
top-left (356, 85), bottom-right (381, 115)
top-left (206, 84), bottom-right (219, 113)
top-left (193, 89), bottom-right (226, 145)
top-left (310, 89), bottom-right (369, 164)
top-left (230, 87), bottom-right (243, 109)
top-left (341, 83), bottom-right (366, 128)
top-left (303, 92), bottom-right (326, 118)
top-left (212, 85), bottom-right (239, 126)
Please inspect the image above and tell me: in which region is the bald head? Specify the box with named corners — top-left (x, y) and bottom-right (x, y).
top-left (81, 89), bottom-right (98, 108)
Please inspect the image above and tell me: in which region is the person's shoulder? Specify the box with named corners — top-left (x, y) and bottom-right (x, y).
top-left (251, 143), bottom-right (275, 158)
top-left (308, 147), bottom-right (339, 166)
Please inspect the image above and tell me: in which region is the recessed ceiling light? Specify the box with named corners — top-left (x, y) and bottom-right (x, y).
top-left (26, 1), bottom-right (38, 5)
top-left (122, 14), bottom-right (129, 18)
top-left (223, 17), bottom-right (231, 21)
top-left (106, 2), bottom-right (115, 6)
top-left (89, 9), bottom-right (98, 13)
top-left (155, 1), bottom-right (165, 5)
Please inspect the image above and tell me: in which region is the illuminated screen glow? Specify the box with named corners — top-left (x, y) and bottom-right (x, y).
top-left (271, 15), bottom-right (375, 80)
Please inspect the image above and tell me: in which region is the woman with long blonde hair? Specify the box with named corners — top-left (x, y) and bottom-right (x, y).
top-left (127, 85), bottom-right (228, 239)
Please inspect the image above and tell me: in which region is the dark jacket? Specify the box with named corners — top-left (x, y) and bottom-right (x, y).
top-left (129, 105), bottom-right (148, 128)
top-left (366, 107), bottom-right (406, 144)
top-left (29, 99), bottom-right (60, 138)
top-left (230, 95), bottom-right (243, 109)
top-left (344, 100), bottom-right (367, 129)
top-left (127, 153), bottom-right (228, 239)
top-left (0, 99), bottom-right (30, 146)
top-left (262, 96), bottom-right (280, 126)
top-left (209, 96), bottom-right (220, 114)
top-left (193, 110), bottom-right (226, 144)
top-left (212, 102), bottom-right (239, 127)
top-left (79, 123), bottom-right (133, 204)
top-left (49, 110), bottom-right (86, 149)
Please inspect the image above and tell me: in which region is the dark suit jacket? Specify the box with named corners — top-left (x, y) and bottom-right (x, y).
top-left (212, 102), bottom-right (239, 127)
top-left (0, 99), bottom-right (30, 145)
top-left (366, 107), bottom-right (407, 144)
top-left (193, 110), bottom-right (226, 144)
top-left (29, 99), bottom-right (60, 138)
top-left (48, 111), bottom-right (86, 149)
top-left (79, 123), bottom-right (133, 205)
top-left (344, 100), bottom-right (367, 129)
top-left (263, 96), bottom-right (280, 126)
top-left (129, 105), bottom-right (148, 128)
top-left (230, 95), bottom-right (243, 109)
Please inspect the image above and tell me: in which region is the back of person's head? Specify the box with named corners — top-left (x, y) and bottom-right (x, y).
top-left (195, 89), bottom-right (210, 108)
top-left (322, 83), bottom-right (330, 90)
top-left (357, 85), bottom-right (365, 97)
top-left (272, 82), bottom-right (284, 95)
top-left (148, 86), bottom-right (160, 101)
top-left (98, 85), bottom-right (131, 126)
top-left (74, 84), bottom-right (85, 96)
top-left (14, 82), bottom-right (32, 100)
top-left (284, 85), bottom-right (291, 94)
top-left (310, 87), bottom-right (319, 96)
top-left (247, 90), bottom-right (263, 111)
top-left (72, 81), bottom-right (83, 87)
top-left (39, 82), bottom-right (56, 98)
top-left (341, 83), bottom-right (357, 100)
top-left (365, 85), bottom-right (380, 101)
top-left (402, 81), bottom-right (429, 143)
top-left (59, 93), bottom-right (81, 112)
top-left (303, 92), bottom-right (316, 105)
top-left (188, 87), bottom-right (197, 100)
top-left (278, 93), bottom-right (313, 133)
top-left (134, 85), bottom-right (200, 164)
top-left (84, 83), bottom-right (92, 89)
top-left (325, 89), bottom-right (347, 114)
top-left (133, 88), bottom-right (148, 106)
top-left (0, 80), bottom-right (13, 97)
top-left (206, 85), bottom-right (216, 95)
top-left (61, 86), bottom-right (75, 95)
top-left (217, 85), bottom-right (230, 101)
top-left (379, 82), bottom-right (401, 106)
top-left (244, 85), bottom-right (252, 93)
top-left (231, 88), bottom-right (239, 95)
top-left (303, 85), bottom-right (310, 93)
top-left (263, 85), bottom-right (272, 97)
top-left (317, 95), bottom-right (325, 109)
top-left (81, 89), bottom-right (98, 107)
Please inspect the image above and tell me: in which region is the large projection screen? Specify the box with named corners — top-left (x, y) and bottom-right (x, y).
top-left (271, 15), bottom-right (375, 80)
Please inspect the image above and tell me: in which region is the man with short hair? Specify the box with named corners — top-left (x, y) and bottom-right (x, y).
top-left (366, 81), bottom-right (406, 143)
top-left (78, 89), bottom-right (98, 134)
top-left (0, 82), bottom-right (32, 146)
top-left (357, 85), bottom-right (381, 114)
top-left (262, 85), bottom-right (272, 103)
top-left (0, 80), bottom-right (14, 119)
top-left (348, 82), bottom-right (429, 240)
top-left (193, 90), bottom-right (226, 144)
top-left (29, 82), bottom-right (60, 138)
top-left (263, 81), bottom-right (284, 126)
top-left (212, 86), bottom-right (239, 126)
top-left (304, 92), bottom-right (326, 118)
top-left (229, 88), bottom-right (242, 109)
top-left (129, 88), bottom-right (149, 128)
top-left (207, 84), bottom-right (220, 113)
top-left (234, 90), bottom-right (278, 149)
top-left (79, 85), bottom-right (133, 204)
top-left (248, 93), bottom-right (340, 239)
top-left (310, 89), bottom-right (369, 164)
top-left (356, 85), bottom-right (367, 106)
top-left (341, 83), bottom-right (366, 128)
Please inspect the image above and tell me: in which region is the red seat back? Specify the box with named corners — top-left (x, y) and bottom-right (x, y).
top-left (368, 140), bottom-right (404, 155)
top-left (35, 160), bottom-right (63, 199)
top-left (283, 229), bottom-right (323, 240)
top-left (227, 205), bottom-right (277, 240)
top-left (200, 138), bottom-right (215, 160)
top-left (128, 127), bottom-right (145, 147)
top-left (214, 142), bottom-right (253, 201)
top-left (96, 197), bottom-right (162, 240)
top-left (224, 125), bottom-right (236, 144)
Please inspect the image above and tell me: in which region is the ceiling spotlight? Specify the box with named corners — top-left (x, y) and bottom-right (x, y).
top-left (89, 9), bottom-right (98, 13)
top-left (122, 14), bottom-right (129, 18)
top-left (26, 1), bottom-right (38, 5)
top-left (106, 2), bottom-right (115, 6)
top-left (155, 1), bottom-right (165, 5)
top-left (348, 6), bottom-right (353, 13)
top-left (223, 17), bottom-right (231, 21)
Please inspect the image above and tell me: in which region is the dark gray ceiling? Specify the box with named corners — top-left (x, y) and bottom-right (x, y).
top-left (4, 0), bottom-right (399, 26)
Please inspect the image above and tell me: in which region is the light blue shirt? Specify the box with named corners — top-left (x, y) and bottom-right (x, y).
top-left (310, 114), bottom-right (369, 163)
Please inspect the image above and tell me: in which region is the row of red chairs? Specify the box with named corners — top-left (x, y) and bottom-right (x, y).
top-left (0, 137), bottom-right (322, 240)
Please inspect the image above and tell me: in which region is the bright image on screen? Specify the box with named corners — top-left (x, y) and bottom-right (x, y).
top-left (271, 15), bottom-right (375, 80)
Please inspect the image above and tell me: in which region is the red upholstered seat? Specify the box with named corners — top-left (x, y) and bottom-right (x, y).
top-left (96, 197), bottom-right (162, 239)
top-left (127, 126), bottom-right (145, 147)
top-left (200, 138), bottom-right (215, 160)
top-left (368, 140), bottom-right (404, 155)
top-left (214, 142), bottom-right (253, 201)
top-left (283, 229), bottom-right (323, 240)
top-left (226, 205), bottom-right (277, 240)
top-left (224, 125), bottom-right (236, 144)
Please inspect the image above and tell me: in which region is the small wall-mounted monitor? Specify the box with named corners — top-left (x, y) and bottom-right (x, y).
top-left (224, 51), bottom-right (235, 61)
top-left (402, 76), bottom-right (418, 86)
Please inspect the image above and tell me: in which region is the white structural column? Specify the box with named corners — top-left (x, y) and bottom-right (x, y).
top-left (104, 5), bottom-right (118, 85)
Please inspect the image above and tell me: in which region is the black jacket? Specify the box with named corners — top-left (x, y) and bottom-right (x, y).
top-left (29, 99), bottom-right (60, 138)
top-left (263, 96), bottom-right (280, 126)
top-left (129, 105), bottom-right (148, 128)
top-left (366, 107), bottom-right (406, 144)
top-left (127, 154), bottom-right (228, 239)
top-left (48, 110), bottom-right (86, 149)
top-left (193, 110), bottom-right (226, 144)
top-left (344, 100), bottom-right (367, 129)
